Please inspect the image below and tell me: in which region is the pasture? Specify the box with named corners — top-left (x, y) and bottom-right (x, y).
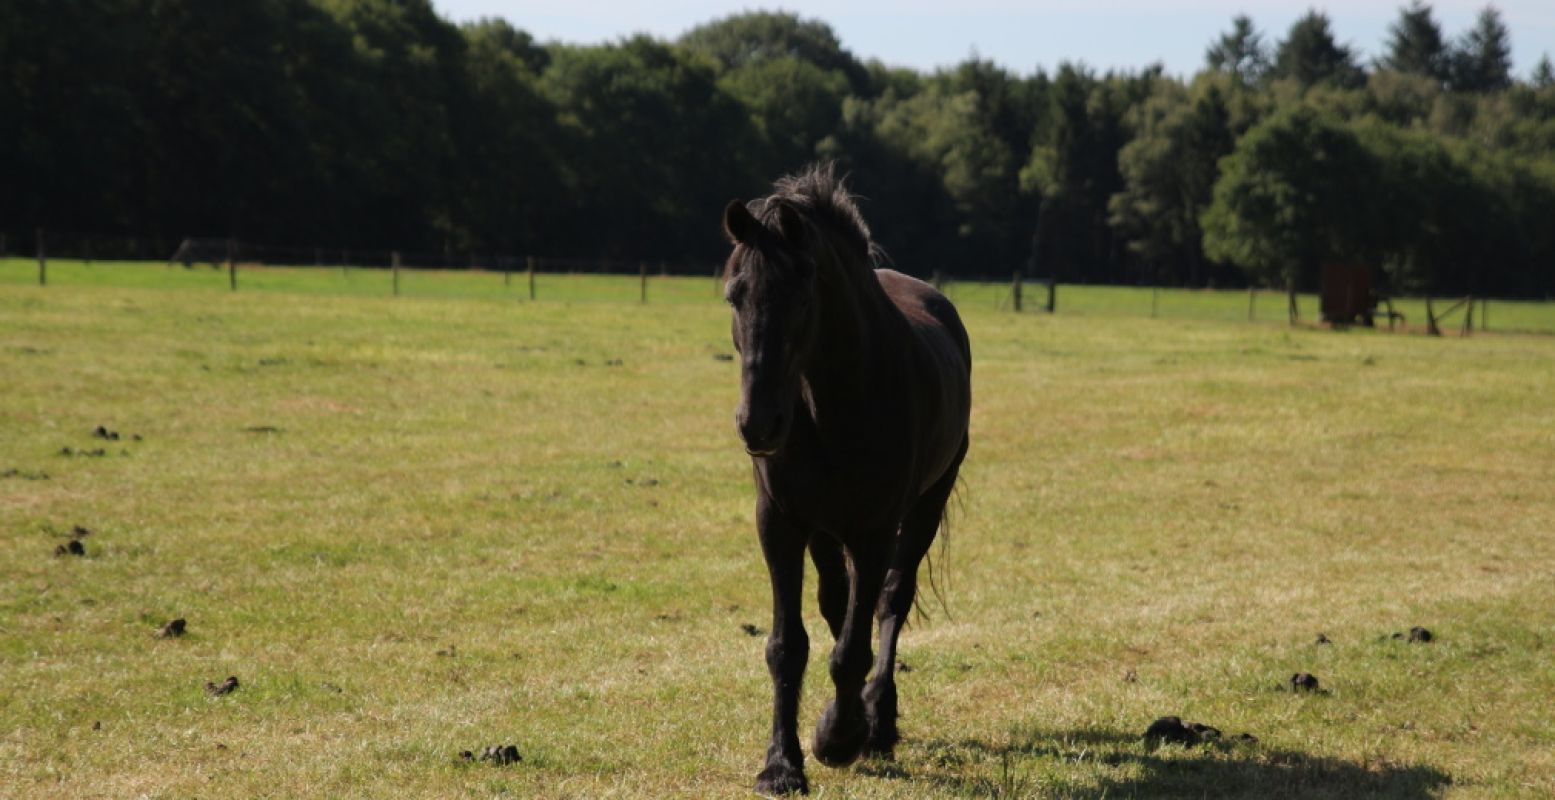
top-left (2, 263), bottom-right (1553, 798)
top-left (7, 258), bottom-right (1555, 335)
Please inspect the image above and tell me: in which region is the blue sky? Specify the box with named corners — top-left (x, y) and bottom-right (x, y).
top-left (435, 1), bottom-right (1555, 79)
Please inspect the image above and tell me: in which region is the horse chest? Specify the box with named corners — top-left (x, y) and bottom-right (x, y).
top-left (755, 425), bottom-right (916, 536)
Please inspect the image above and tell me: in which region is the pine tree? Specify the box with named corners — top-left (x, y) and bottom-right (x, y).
top-left (1382, 1), bottom-right (1450, 83)
top-left (1205, 15), bottom-right (1269, 86)
top-left (1450, 6), bottom-right (1513, 91)
top-left (1534, 54), bottom-right (1555, 89)
top-left (1272, 11), bottom-right (1366, 89)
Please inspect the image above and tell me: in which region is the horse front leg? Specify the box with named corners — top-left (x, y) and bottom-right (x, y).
top-left (812, 537), bottom-right (889, 768)
top-left (754, 497), bottom-right (811, 796)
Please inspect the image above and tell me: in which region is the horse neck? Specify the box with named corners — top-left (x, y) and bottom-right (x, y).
top-left (800, 245), bottom-right (898, 408)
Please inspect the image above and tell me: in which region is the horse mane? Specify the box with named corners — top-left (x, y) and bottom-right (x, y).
top-left (755, 163), bottom-right (882, 267)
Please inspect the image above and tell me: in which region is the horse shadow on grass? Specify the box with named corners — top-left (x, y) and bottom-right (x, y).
top-left (858, 727), bottom-right (1450, 799)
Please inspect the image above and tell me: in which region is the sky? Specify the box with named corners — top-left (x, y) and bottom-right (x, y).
top-left (434, 1), bottom-right (1555, 79)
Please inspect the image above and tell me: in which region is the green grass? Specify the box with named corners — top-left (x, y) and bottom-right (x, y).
top-left (0, 258), bottom-right (727, 305)
top-left (2, 265), bottom-right (1553, 797)
top-left (939, 280), bottom-right (1555, 335)
top-left (6, 258), bottom-right (1555, 334)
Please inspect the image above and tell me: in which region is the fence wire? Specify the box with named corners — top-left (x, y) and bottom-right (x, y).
top-left (4, 230), bottom-right (1554, 335)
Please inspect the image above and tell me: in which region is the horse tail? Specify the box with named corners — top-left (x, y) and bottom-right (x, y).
top-left (913, 471), bottom-right (966, 624)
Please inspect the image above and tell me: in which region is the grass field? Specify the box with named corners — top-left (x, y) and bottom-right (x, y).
top-left (2, 263), bottom-right (1553, 798)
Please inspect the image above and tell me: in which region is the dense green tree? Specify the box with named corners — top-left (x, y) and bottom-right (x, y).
top-left (679, 12), bottom-right (871, 94)
top-left (877, 75), bottom-right (1015, 264)
top-left (0, 0), bottom-right (147, 234)
top-left (1205, 15), bottom-right (1270, 86)
top-left (1021, 65), bottom-right (1147, 284)
top-left (541, 36), bottom-right (761, 260)
top-left (1381, 1), bottom-right (1451, 84)
top-left (807, 58), bottom-right (1055, 278)
top-left (454, 19), bottom-right (566, 252)
top-left (1451, 6), bottom-right (1514, 91)
top-left (1353, 121), bottom-right (1553, 297)
top-left (463, 17), bottom-right (548, 73)
top-left (1272, 11), bottom-right (1366, 89)
top-left (1454, 146), bottom-right (1555, 295)
top-left (946, 58), bottom-right (1046, 163)
top-left (1506, 159), bottom-right (1555, 296)
top-left (135, 0), bottom-right (389, 244)
top-left (817, 89), bottom-right (960, 276)
top-left (1356, 122), bottom-right (1484, 292)
top-left (1366, 70), bottom-right (1444, 125)
top-left (679, 13), bottom-right (870, 183)
top-left (940, 59), bottom-right (1046, 271)
top-left (716, 57), bottom-right (851, 178)
top-left (1109, 81), bottom-right (1236, 285)
top-left (873, 87), bottom-right (1010, 266)
top-left (5, 1), bottom-right (1555, 297)
top-left (1202, 107), bottom-right (1376, 308)
top-left (315, 0), bottom-right (473, 248)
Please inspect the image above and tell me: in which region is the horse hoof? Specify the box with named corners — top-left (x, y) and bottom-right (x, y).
top-left (862, 725), bottom-right (899, 761)
top-left (812, 701), bottom-right (869, 768)
top-left (861, 743), bottom-right (896, 761)
top-left (755, 762), bottom-right (809, 796)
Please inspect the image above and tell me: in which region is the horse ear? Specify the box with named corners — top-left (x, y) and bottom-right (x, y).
top-left (723, 200), bottom-right (758, 245)
top-left (775, 202), bottom-right (806, 245)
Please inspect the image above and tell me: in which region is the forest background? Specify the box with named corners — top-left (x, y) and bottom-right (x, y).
top-left (4, 0), bottom-right (1554, 297)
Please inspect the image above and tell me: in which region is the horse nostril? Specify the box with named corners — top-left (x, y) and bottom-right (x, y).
top-left (739, 411), bottom-right (786, 452)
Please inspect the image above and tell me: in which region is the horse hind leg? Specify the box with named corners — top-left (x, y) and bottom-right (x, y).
top-left (863, 438), bottom-right (967, 759)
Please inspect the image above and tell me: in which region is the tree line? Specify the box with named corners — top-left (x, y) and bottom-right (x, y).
top-left (3, 0), bottom-right (1553, 297)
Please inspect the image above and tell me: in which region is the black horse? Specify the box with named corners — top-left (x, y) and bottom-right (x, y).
top-left (721, 165), bottom-right (972, 795)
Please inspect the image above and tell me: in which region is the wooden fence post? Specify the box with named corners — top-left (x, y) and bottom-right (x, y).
top-left (1151, 286), bottom-right (1159, 318)
top-left (1426, 296), bottom-right (1440, 336)
top-left (1011, 271), bottom-right (1022, 312)
top-left (227, 239), bottom-right (236, 291)
top-left (1045, 276), bottom-right (1057, 314)
top-left (1462, 297), bottom-right (1474, 337)
top-left (640, 262), bottom-right (647, 304)
top-left (528, 256), bottom-right (536, 301)
top-left (1481, 298), bottom-right (1489, 332)
top-left (36, 228), bottom-right (46, 286)
top-left (392, 251), bottom-right (401, 296)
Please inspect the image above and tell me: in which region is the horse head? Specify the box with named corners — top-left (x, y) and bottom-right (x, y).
top-left (722, 198), bottom-right (818, 456)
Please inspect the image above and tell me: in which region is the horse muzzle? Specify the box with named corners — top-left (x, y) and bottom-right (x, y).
top-left (737, 407), bottom-right (789, 457)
